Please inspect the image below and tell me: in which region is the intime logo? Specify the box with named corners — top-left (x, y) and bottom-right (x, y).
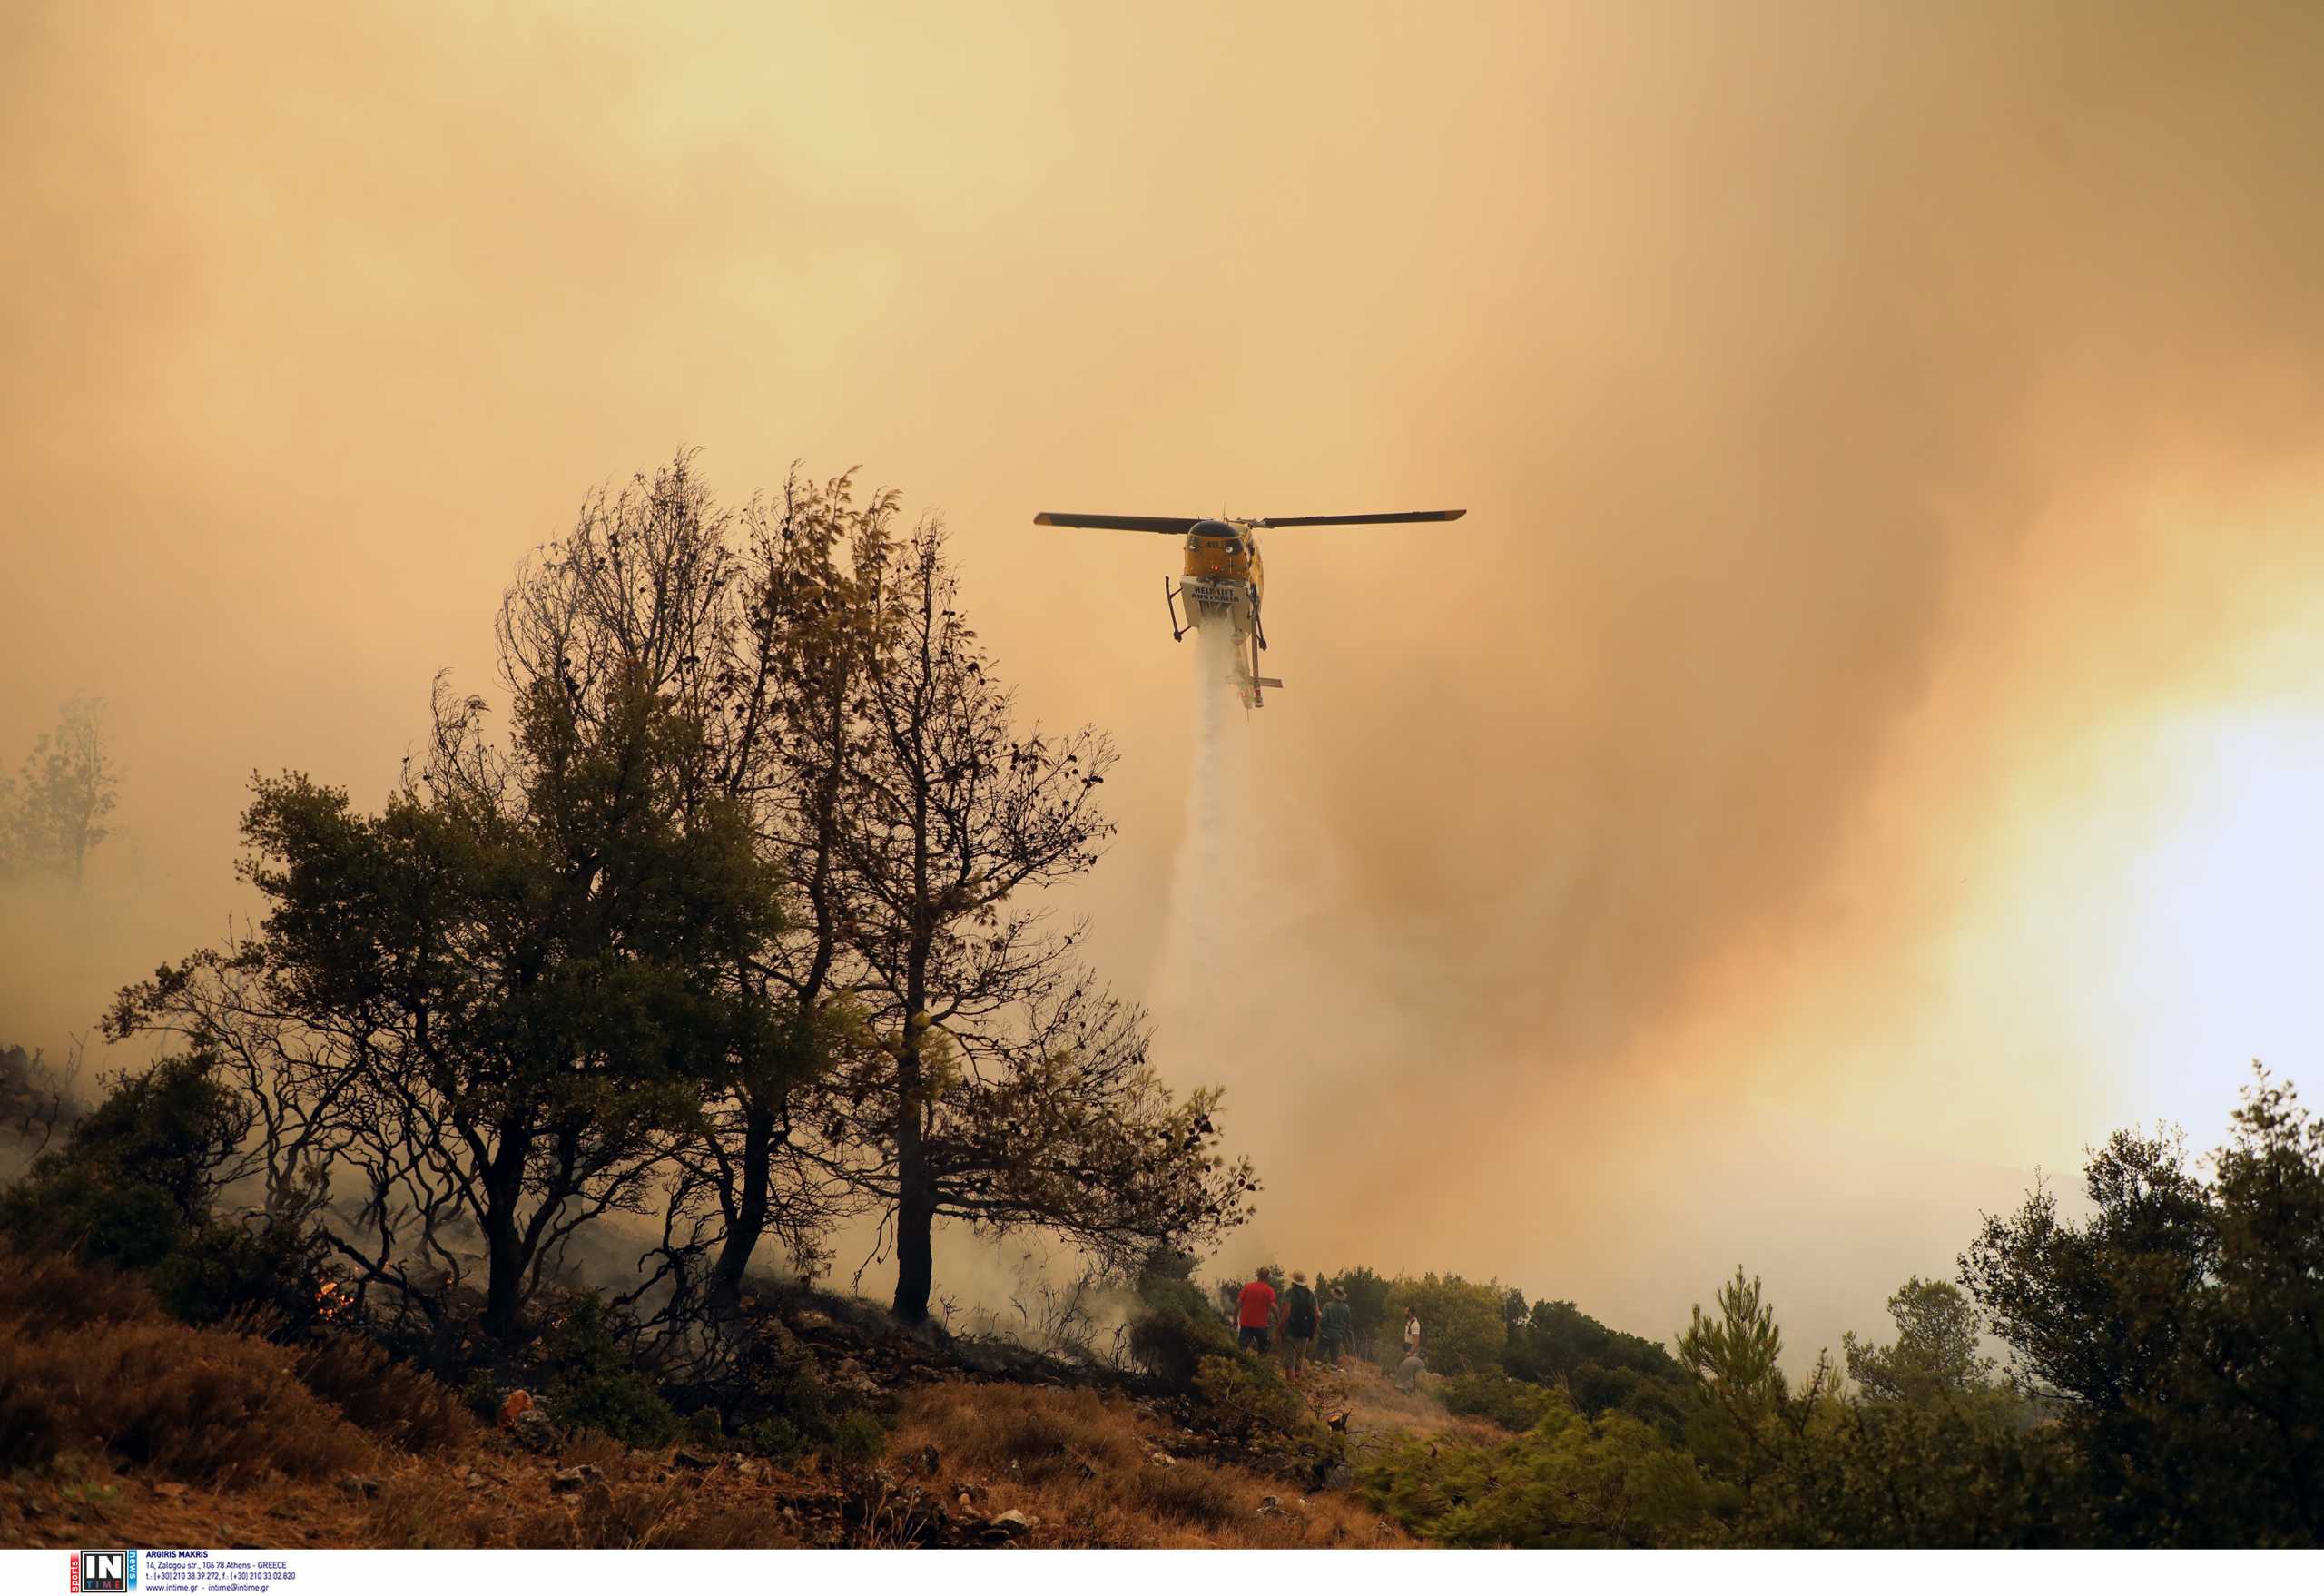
top-left (71, 1550), bottom-right (136, 1592)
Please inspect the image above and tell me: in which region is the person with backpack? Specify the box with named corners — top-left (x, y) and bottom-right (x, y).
top-left (1280, 1270), bottom-right (1320, 1376)
top-left (1318, 1284), bottom-right (1353, 1367)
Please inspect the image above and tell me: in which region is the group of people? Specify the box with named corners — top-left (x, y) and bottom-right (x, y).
top-left (1231, 1267), bottom-right (1425, 1390)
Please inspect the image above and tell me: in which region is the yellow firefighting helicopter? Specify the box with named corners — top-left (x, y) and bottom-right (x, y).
top-left (1034, 509), bottom-right (1466, 707)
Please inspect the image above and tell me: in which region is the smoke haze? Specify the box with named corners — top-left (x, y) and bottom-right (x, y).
top-left (6, 1), bottom-right (2324, 1355)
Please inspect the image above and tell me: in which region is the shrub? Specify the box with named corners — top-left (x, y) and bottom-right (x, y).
top-left (0, 1054), bottom-right (326, 1337)
top-left (0, 1314), bottom-right (376, 1484)
top-left (1385, 1273), bottom-right (1512, 1374)
top-left (538, 1293), bottom-right (679, 1449)
top-left (0, 1244), bottom-right (153, 1334)
top-left (0, 1358), bottom-right (61, 1472)
top-left (293, 1334), bottom-right (475, 1453)
top-left (1132, 1463), bottom-right (1241, 1527)
top-left (827, 1410), bottom-right (887, 1471)
top-left (1362, 1402), bottom-right (1709, 1548)
top-left (1505, 1298), bottom-right (1684, 1388)
top-left (1128, 1271), bottom-right (1238, 1392)
top-left (154, 1218), bottom-right (331, 1334)
top-left (1191, 1354), bottom-right (1344, 1483)
top-left (1442, 1370), bottom-right (1561, 1433)
top-left (556, 1374), bottom-right (678, 1450)
top-left (0, 1161), bottom-right (183, 1271)
top-left (459, 1369), bottom-right (501, 1421)
top-left (0, 1053), bottom-right (247, 1266)
top-left (729, 1325), bottom-right (835, 1447)
top-left (744, 1416), bottom-right (808, 1463)
top-left (894, 1383), bottom-right (1143, 1484)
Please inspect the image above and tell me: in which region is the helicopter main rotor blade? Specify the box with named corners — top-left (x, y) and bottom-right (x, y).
top-left (1248, 510), bottom-right (1466, 528)
top-left (1034, 512), bottom-right (1206, 534)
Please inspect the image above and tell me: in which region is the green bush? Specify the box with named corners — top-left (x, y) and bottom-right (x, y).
top-left (458, 1370), bottom-right (501, 1421)
top-left (0, 1053), bottom-right (245, 1245)
top-left (0, 1053), bottom-right (324, 1335)
top-left (1442, 1370), bottom-right (1560, 1432)
top-left (827, 1410), bottom-right (886, 1471)
top-left (553, 1370), bottom-right (677, 1449)
top-left (1363, 1401), bottom-right (1709, 1548)
top-left (539, 1294), bottom-right (678, 1449)
top-left (744, 1416), bottom-right (808, 1463)
top-left (1505, 1298), bottom-right (1683, 1387)
top-left (1190, 1354), bottom-right (1343, 1483)
top-left (0, 1164), bottom-right (182, 1271)
top-left (154, 1218), bottom-right (330, 1334)
top-left (738, 1341), bottom-right (834, 1443)
top-left (1385, 1273), bottom-right (1512, 1374)
top-left (1128, 1270), bottom-right (1238, 1392)
top-left (1737, 1391), bottom-right (2097, 1548)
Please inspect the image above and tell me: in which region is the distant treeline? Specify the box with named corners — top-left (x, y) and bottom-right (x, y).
top-left (1324, 1077), bottom-right (2323, 1547)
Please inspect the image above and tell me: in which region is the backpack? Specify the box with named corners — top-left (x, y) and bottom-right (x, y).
top-left (1286, 1283), bottom-right (1317, 1333)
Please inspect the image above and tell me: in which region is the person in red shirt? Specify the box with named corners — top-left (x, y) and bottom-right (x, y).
top-left (1236, 1268), bottom-right (1278, 1355)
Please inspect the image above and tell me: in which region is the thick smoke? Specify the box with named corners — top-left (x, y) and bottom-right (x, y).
top-left (5, 4), bottom-right (2324, 1353)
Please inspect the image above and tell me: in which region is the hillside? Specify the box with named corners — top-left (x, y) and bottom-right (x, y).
top-left (0, 1251), bottom-right (1412, 1552)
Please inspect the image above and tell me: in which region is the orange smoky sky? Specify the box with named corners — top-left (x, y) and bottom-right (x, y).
top-left (5, 1), bottom-right (2324, 1356)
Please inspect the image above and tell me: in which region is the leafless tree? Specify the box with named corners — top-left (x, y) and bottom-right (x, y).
top-left (0, 1036), bottom-right (84, 1156)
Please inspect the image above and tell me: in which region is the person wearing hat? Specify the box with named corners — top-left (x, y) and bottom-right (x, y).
top-left (1318, 1283), bottom-right (1353, 1368)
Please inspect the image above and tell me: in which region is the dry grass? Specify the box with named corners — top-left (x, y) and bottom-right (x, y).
top-left (888, 1380), bottom-right (1410, 1549)
top-left (0, 1245), bottom-right (1421, 1551)
top-left (0, 1247), bottom-right (154, 1335)
top-left (1322, 1361), bottom-right (1507, 1445)
top-left (0, 1244), bottom-right (818, 1551)
top-left (500, 1483), bottom-right (716, 1549)
top-left (1, 1315), bottom-right (380, 1486)
top-left (293, 1335), bottom-right (474, 1454)
top-left (0, 1252), bottom-right (379, 1489)
top-left (910, 1383), bottom-right (1146, 1484)
top-left (0, 1246), bottom-right (469, 1488)
top-left (356, 1449), bottom-right (826, 1549)
top-left (1129, 1461), bottom-right (1243, 1528)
